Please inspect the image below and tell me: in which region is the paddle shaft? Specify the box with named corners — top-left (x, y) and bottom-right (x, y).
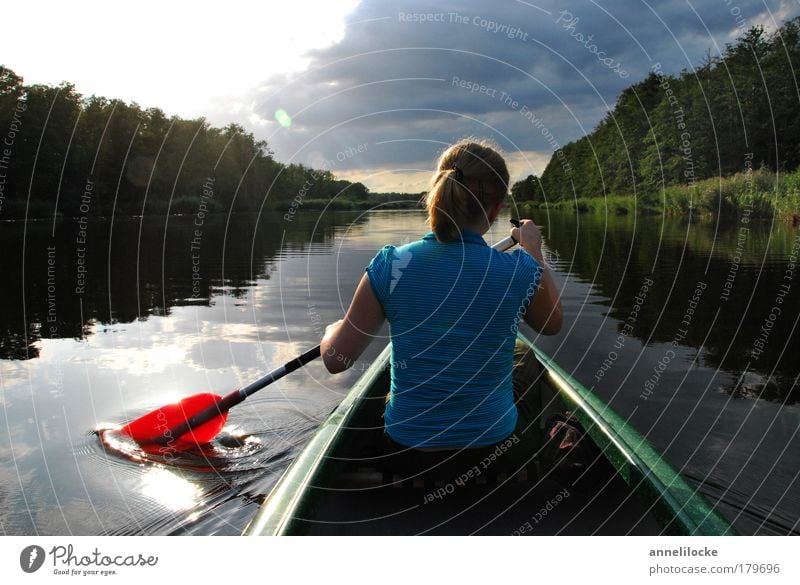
top-left (152, 231), bottom-right (519, 446)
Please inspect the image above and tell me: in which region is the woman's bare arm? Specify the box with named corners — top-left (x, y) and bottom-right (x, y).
top-left (321, 273), bottom-right (386, 373)
top-left (512, 219), bottom-right (564, 335)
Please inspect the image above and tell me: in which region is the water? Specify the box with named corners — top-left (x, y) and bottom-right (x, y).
top-left (0, 209), bottom-right (798, 535)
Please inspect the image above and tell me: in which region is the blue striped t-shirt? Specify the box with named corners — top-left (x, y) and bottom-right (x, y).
top-left (366, 229), bottom-right (543, 448)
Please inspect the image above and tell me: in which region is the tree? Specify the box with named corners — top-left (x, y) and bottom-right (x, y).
top-left (511, 174), bottom-right (540, 202)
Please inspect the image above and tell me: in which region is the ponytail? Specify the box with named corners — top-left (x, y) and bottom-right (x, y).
top-left (425, 138), bottom-right (510, 243)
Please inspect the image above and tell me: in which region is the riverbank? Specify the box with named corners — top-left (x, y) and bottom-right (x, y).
top-left (518, 168), bottom-right (800, 221)
top-left (9, 168), bottom-right (799, 221)
top-left (1, 195), bottom-right (422, 220)
top-left (293, 197), bottom-right (421, 211)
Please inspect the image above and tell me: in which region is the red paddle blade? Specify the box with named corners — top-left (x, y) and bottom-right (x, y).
top-left (120, 393), bottom-right (228, 447)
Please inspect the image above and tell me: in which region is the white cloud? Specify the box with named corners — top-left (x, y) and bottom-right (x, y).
top-left (0, 0), bottom-right (360, 117)
top-left (335, 167), bottom-right (431, 193)
top-left (335, 148), bottom-right (551, 193)
top-left (504, 149), bottom-right (552, 182)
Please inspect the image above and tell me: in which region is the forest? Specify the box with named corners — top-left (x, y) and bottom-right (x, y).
top-left (512, 18), bottom-right (800, 219)
top-left (0, 66), bottom-right (370, 219)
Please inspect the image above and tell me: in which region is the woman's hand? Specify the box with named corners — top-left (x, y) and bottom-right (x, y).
top-left (511, 219), bottom-right (544, 263)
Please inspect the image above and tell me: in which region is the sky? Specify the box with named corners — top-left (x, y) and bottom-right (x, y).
top-left (3, 0), bottom-right (800, 192)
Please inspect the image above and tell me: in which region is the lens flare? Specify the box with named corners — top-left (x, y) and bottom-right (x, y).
top-left (274, 109), bottom-right (292, 128)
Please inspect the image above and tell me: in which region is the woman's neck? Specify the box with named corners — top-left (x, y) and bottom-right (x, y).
top-left (462, 218), bottom-right (492, 236)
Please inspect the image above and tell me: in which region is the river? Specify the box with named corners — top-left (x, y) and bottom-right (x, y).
top-left (0, 208), bottom-right (797, 535)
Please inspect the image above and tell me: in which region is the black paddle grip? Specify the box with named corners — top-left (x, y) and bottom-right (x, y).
top-left (285, 345), bottom-right (322, 373)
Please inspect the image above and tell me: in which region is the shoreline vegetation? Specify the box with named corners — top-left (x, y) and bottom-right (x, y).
top-left (0, 64), bottom-right (421, 221)
top-left (517, 167), bottom-right (800, 222)
top-left (3, 19), bottom-right (800, 222)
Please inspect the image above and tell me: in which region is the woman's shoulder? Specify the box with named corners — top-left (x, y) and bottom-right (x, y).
top-left (494, 247), bottom-right (541, 269)
top-left (492, 249), bottom-right (544, 287)
top-left (368, 236), bottom-right (430, 271)
top-left (376, 235), bottom-right (432, 257)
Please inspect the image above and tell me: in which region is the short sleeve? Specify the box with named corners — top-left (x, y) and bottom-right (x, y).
top-left (365, 245), bottom-right (396, 307)
top-left (509, 249), bottom-right (544, 304)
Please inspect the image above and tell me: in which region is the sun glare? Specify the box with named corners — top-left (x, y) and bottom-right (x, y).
top-left (140, 466), bottom-right (203, 511)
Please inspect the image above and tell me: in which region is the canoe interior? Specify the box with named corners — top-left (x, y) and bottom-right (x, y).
top-left (245, 336), bottom-right (734, 536)
top-left (280, 373), bottom-right (659, 535)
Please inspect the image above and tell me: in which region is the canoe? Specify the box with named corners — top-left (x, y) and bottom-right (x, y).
top-left (244, 333), bottom-right (735, 535)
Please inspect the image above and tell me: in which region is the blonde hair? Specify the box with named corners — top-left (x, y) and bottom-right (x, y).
top-left (425, 138), bottom-right (510, 242)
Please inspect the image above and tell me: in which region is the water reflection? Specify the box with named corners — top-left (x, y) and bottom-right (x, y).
top-left (6, 211), bottom-right (799, 400)
top-left (540, 212), bottom-right (800, 403)
top-left (1, 208), bottom-right (798, 535)
top-left (1, 211), bottom-right (368, 360)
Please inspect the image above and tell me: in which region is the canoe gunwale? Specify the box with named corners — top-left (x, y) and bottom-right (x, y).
top-left (522, 334), bottom-right (734, 535)
top-left (243, 343), bottom-right (393, 536)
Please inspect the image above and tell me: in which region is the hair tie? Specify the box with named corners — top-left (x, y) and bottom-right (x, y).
top-left (452, 165), bottom-right (464, 182)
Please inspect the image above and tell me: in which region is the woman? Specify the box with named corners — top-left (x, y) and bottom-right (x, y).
top-left (321, 138), bottom-right (562, 471)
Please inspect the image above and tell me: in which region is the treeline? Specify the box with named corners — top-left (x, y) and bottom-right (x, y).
top-left (512, 18), bottom-right (800, 211)
top-left (0, 66), bottom-right (368, 219)
top-left (368, 191), bottom-right (425, 208)
top-left (285, 190), bottom-right (422, 210)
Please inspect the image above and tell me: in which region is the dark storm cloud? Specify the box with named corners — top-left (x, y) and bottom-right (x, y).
top-left (247, 0), bottom-right (799, 181)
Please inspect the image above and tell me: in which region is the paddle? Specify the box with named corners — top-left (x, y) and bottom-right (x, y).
top-left (120, 227), bottom-right (520, 448)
